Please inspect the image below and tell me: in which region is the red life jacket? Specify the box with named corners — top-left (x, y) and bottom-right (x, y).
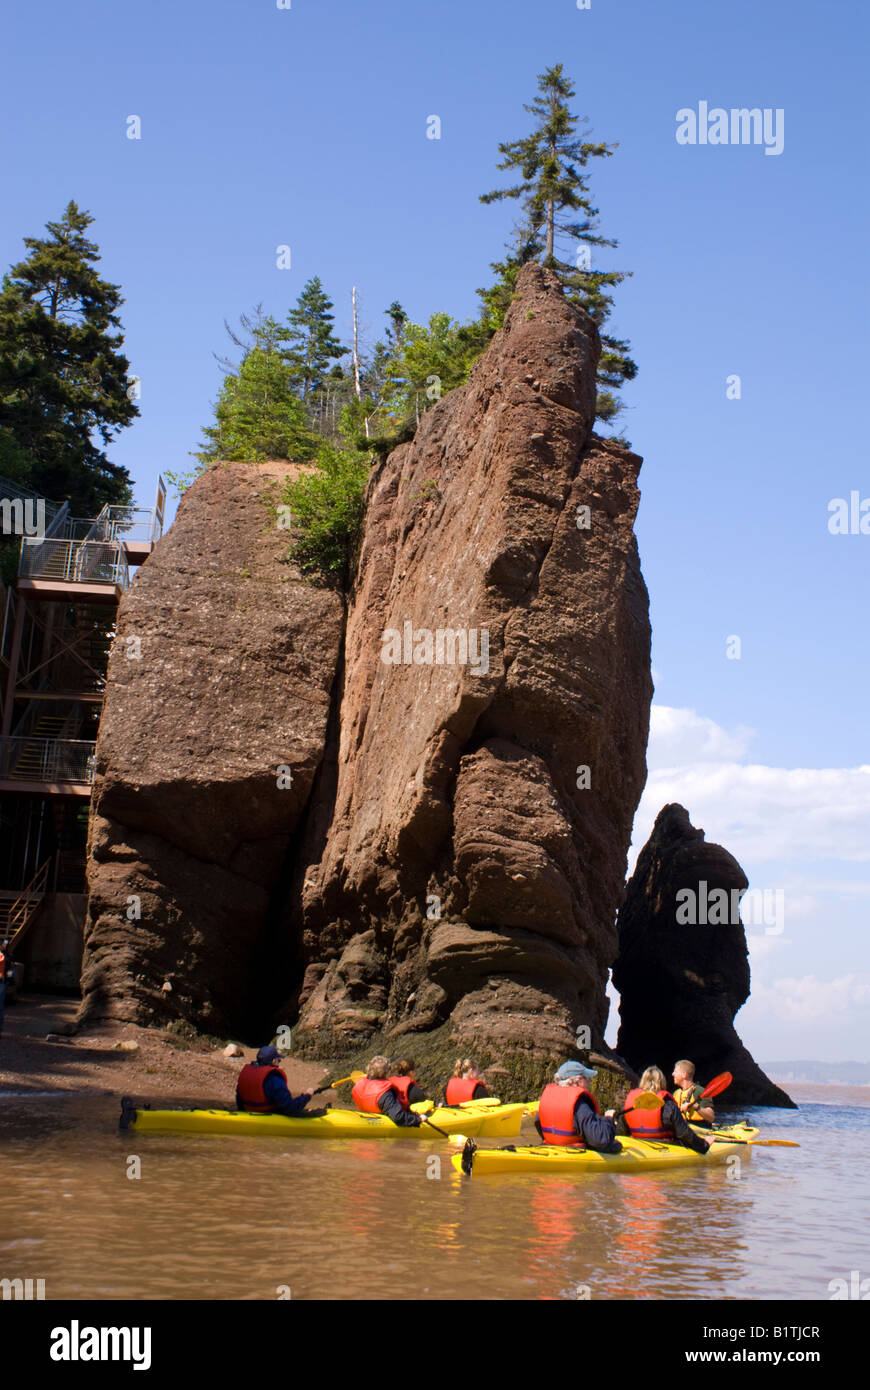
top-left (445, 1076), bottom-right (487, 1105)
top-left (0, 950), bottom-right (6, 981)
top-left (351, 1076), bottom-right (403, 1114)
top-left (624, 1088), bottom-right (672, 1141)
top-left (236, 1063), bottom-right (288, 1114)
top-left (389, 1076), bottom-right (417, 1105)
top-left (538, 1082), bottom-right (600, 1146)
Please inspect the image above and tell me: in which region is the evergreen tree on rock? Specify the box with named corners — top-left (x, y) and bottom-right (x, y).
top-left (197, 316), bottom-right (317, 464)
top-left (479, 64), bottom-right (637, 424)
top-left (283, 277), bottom-right (347, 402)
top-left (0, 200), bottom-right (135, 512)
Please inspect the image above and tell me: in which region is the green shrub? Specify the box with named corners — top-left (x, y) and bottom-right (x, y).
top-left (281, 446), bottom-right (370, 590)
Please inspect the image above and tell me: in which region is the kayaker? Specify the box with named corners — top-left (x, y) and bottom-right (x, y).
top-left (352, 1055), bottom-right (424, 1128)
top-left (535, 1060), bottom-right (622, 1153)
top-left (236, 1045), bottom-right (320, 1117)
top-left (620, 1066), bottom-right (710, 1154)
top-left (390, 1058), bottom-right (427, 1105)
top-left (445, 1058), bottom-right (489, 1105)
top-left (672, 1059), bottom-right (715, 1125)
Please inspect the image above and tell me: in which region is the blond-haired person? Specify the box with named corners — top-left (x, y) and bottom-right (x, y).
top-left (620, 1066), bottom-right (710, 1153)
top-left (351, 1055), bottom-right (424, 1128)
top-left (673, 1059), bottom-right (715, 1125)
top-left (445, 1058), bottom-right (489, 1106)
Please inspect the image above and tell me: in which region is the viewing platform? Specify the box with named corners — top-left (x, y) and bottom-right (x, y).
top-left (1, 478), bottom-right (165, 947)
top-left (0, 735), bottom-right (95, 795)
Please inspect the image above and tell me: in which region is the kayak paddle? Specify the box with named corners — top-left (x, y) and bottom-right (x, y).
top-left (615, 1090), bottom-right (668, 1119)
top-left (328, 1070), bottom-right (365, 1088)
top-left (421, 1116), bottom-right (459, 1140)
top-left (459, 1137), bottom-right (478, 1176)
top-left (699, 1071), bottom-right (732, 1100)
top-left (706, 1135), bottom-right (800, 1148)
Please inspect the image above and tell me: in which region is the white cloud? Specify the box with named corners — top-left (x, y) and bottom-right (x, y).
top-left (745, 973), bottom-right (870, 1024)
top-left (635, 762), bottom-right (870, 864)
top-left (745, 934), bottom-right (792, 961)
top-left (647, 704), bottom-right (754, 769)
top-left (632, 708), bottom-right (870, 865)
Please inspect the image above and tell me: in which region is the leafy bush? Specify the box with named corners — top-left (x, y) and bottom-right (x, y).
top-left (281, 446), bottom-right (370, 590)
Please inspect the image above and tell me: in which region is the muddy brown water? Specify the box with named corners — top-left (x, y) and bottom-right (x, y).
top-left (1, 1086), bottom-right (867, 1300)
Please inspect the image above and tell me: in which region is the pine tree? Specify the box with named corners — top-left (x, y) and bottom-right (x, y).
top-left (479, 65), bottom-right (637, 423)
top-left (0, 201), bottom-right (135, 512)
top-left (283, 277), bottom-right (347, 402)
top-left (196, 316), bottom-right (317, 464)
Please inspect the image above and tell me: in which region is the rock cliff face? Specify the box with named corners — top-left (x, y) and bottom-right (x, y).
top-left (80, 265), bottom-right (654, 1068)
top-left (613, 804), bottom-right (795, 1107)
top-left (293, 264), bottom-right (653, 1059)
top-left (79, 462), bottom-right (344, 1035)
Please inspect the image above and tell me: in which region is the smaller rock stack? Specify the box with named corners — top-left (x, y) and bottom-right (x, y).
top-left (613, 803), bottom-right (795, 1107)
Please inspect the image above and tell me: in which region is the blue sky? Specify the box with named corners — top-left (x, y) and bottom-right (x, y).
top-left (3, 0), bottom-right (868, 1060)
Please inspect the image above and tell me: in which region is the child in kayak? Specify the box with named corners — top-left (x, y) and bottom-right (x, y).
top-left (672, 1059), bottom-right (715, 1125)
top-left (445, 1058), bottom-right (489, 1105)
top-left (620, 1066), bottom-right (710, 1153)
top-left (390, 1058), bottom-right (428, 1105)
top-left (535, 1060), bottom-right (622, 1152)
top-left (352, 1056), bottom-right (424, 1127)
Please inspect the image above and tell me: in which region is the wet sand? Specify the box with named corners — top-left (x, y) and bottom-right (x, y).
top-left (0, 993), bottom-right (328, 1107)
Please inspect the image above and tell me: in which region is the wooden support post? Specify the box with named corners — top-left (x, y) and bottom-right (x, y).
top-left (1, 596), bottom-right (25, 737)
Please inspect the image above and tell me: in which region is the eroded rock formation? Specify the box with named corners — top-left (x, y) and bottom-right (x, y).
top-left (79, 462), bottom-right (344, 1034)
top-left (81, 265), bottom-right (654, 1069)
top-left (293, 264), bottom-right (653, 1059)
top-left (613, 803), bottom-right (795, 1107)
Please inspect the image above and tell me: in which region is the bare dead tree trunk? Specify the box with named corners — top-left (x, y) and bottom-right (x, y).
top-left (352, 286), bottom-right (362, 400)
top-left (352, 286), bottom-right (370, 438)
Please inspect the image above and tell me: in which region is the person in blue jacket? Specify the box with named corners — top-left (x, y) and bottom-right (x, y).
top-left (535, 1060), bottom-right (623, 1153)
top-left (236, 1045), bottom-right (321, 1117)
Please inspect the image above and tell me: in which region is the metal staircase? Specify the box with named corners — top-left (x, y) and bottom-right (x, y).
top-left (0, 857), bottom-right (51, 953)
top-left (0, 474), bottom-right (165, 986)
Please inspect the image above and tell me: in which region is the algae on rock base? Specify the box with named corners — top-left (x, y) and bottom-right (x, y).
top-left (299, 1023), bottom-right (633, 1110)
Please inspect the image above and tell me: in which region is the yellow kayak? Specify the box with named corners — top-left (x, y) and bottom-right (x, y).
top-left (452, 1125), bottom-right (758, 1177)
top-left (690, 1122), bottom-right (759, 1143)
top-left (119, 1096), bottom-right (526, 1139)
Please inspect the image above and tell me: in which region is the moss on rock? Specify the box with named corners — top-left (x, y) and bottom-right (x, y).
top-left (298, 1022), bottom-right (631, 1108)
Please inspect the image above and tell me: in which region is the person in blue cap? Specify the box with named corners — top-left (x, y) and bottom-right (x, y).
top-left (236, 1045), bottom-right (322, 1117)
top-left (535, 1060), bottom-right (622, 1153)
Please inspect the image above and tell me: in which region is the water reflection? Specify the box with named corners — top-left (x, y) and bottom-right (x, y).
top-left (0, 1096), bottom-right (866, 1300)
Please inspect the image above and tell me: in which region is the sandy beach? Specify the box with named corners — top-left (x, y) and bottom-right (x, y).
top-left (0, 994), bottom-right (328, 1108)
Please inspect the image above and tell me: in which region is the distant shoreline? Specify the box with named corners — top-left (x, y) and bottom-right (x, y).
top-left (766, 1079), bottom-right (870, 1108)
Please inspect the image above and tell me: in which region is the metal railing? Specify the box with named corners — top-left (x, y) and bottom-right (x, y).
top-left (100, 505), bottom-right (163, 545)
top-left (18, 538), bottom-right (129, 588)
top-left (0, 736), bottom-right (96, 784)
top-left (2, 857), bottom-right (51, 953)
